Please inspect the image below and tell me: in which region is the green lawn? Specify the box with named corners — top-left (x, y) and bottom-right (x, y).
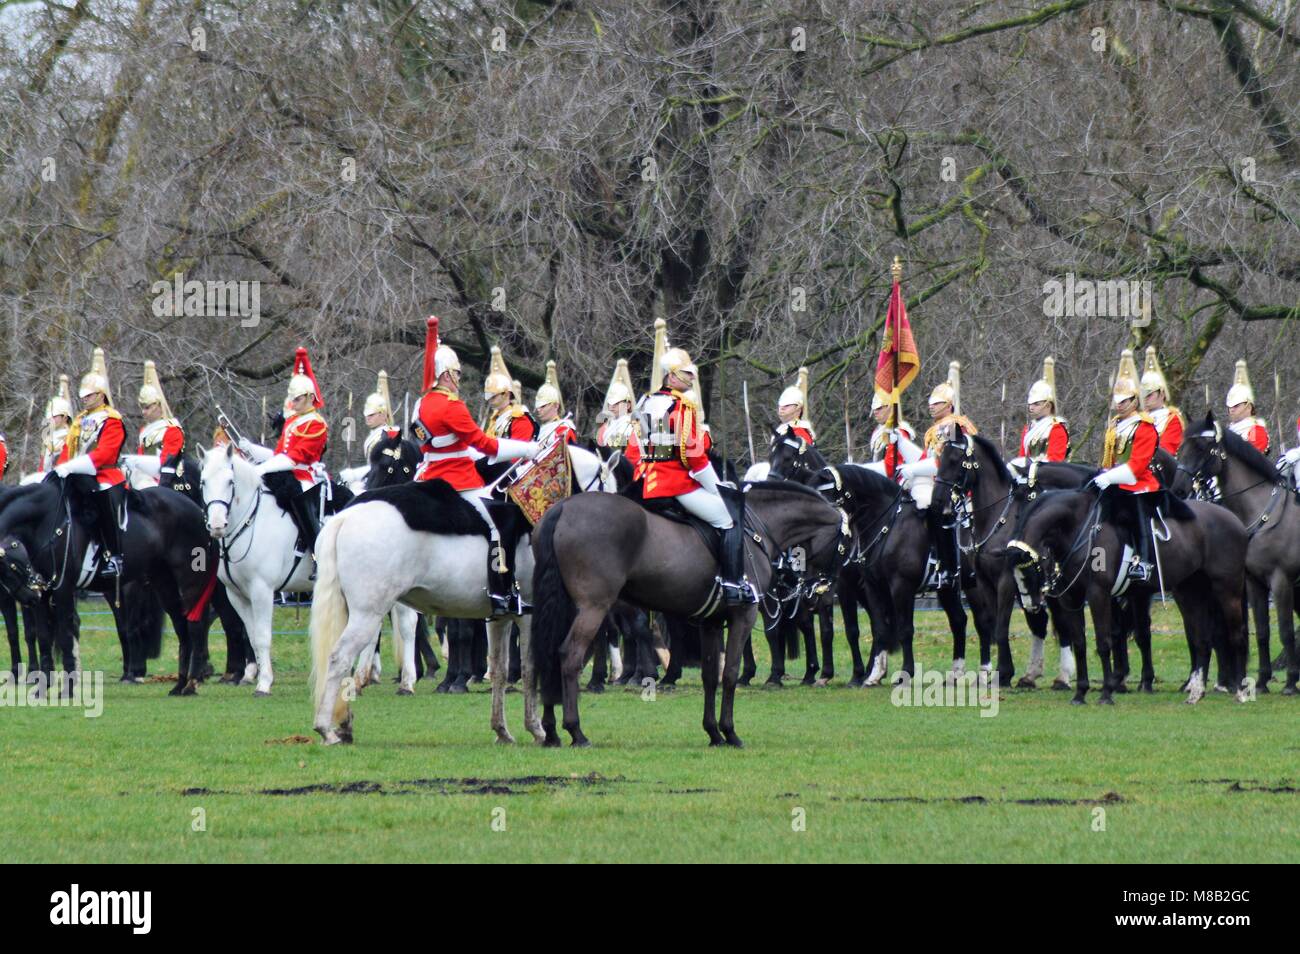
top-left (1, 599), bottom-right (1295, 863)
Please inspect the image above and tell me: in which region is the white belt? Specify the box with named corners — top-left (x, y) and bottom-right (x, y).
top-left (422, 449), bottom-right (473, 462)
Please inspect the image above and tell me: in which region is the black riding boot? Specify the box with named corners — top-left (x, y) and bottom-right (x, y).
top-left (717, 486), bottom-right (759, 606)
top-left (485, 501), bottom-right (528, 618)
top-left (926, 507), bottom-right (958, 591)
top-left (1129, 494), bottom-right (1155, 582)
top-left (94, 485), bottom-right (126, 578)
top-left (287, 491), bottom-right (320, 554)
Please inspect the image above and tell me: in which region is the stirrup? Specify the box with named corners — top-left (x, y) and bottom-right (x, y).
top-left (717, 576), bottom-right (759, 606)
top-left (99, 554), bottom-right (124, 578)
top-left (1128, 559), bottom-right (1153, 583)
top-left (488, 584), bottom-right (530, 618)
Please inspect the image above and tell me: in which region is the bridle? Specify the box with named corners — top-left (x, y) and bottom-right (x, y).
top-left (1184, 424), bottom-right (1285, 537)
top-left (1007, 493), bottom-right (1102, 610)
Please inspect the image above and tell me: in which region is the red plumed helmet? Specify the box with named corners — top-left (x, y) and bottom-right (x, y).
top-left (287, 346), bottom-right (323, 408)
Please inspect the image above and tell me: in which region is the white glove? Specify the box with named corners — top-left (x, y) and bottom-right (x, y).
top-left (239, 438), bottom-right (273, 463)
top-left (125, 454), bottom-right (161, 479)
top-left (864, 461), bottom-right (889, 477)
top-left (338, 464), bottom-right (368, 483)
top-left (54, 454), bottom-right (96, 478)
top-left (690, 462), bottom-right (721, 495)
top-left (255, 453), bottom-right (296, 479)
top-left (1009, 456), bottom-right (1027, 470)
top-left (1092, 463), bottom-right (1136, 489)
top-left (1284, 447), bottom-right (1300, 466)
top-left (492, 438), bottom-right (540, 463)
top-left (898, 458), bottom-right (937, 482)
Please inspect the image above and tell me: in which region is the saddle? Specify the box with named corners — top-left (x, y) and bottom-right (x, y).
top-left (619, 478), bottom-right (724, 563)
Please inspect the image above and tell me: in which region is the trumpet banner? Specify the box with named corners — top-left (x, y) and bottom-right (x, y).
top-left (508, 439), bottom-right (572, 526)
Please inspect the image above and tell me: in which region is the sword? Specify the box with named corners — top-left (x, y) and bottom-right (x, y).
top-left (742, 380), bottom-right (756, 466)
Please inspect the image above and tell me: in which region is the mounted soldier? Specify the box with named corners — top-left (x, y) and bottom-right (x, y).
top-left (535, 361), bottom-right (577, 446)
top-left (1282, 415), bottom-right (1300, 491)
top-left (238, 347), bottom-right (330, 554)
top-left (412, 319), bottom-right (539, 617)
top-left (630, 320), bottom-right (757, 605)
top-left (596, 359), bottom-right (638, 451)
top-left (1225, 358), bottom-right (1270, 454)
top-left (339, 370), bottom-right (400, 493)
top-left (52, 348), bottom-right (127, 577)
top-left (897, 361), bottom-right (977, 589)
top-left (1091, 349), bottom-right (1160, 583)
top-left (484, 346), bottom-right (538, 446)
top-left (866, 390), bottom-right (915, 481)
top-left (1140, 346), bottom-right (1184, 454)
top-left (125, 360), bottom-right (185, 490)
top-left (1011, 356), bottom-right (1069, 468)
top-left (775, 366), bottom-right (815, 446)
top-left (38, 376), bottom-right (74, 476)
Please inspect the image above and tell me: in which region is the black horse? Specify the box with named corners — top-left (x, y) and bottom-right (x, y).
top-left (1180, 412), bottom-right (1300, 694)
top-left (0, 476), bottom-right (220, 696)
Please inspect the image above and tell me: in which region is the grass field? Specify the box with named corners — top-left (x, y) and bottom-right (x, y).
top-left (1, 598), bottom-right (1296, 863)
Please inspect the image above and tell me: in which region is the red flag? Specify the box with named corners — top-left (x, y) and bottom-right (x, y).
top-left (292, 346), bottom-right (323, 408)
top-left (422, 316), bottom-right (439, 391)
top-left (874, 279), bottom-right (919, 405)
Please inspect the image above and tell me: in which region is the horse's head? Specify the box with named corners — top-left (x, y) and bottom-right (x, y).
top-left (1177, 411), bottom-right (1225, 499)
top-left (199, 443), bottom-right (242, 538)
top-left (767, 426), bottom-right (826, 484)
top-left (366, 431), bottom-right (419, 489)
top-left (746, 481), bottom-right (851, 573)
top-left (0, 534), bottom-right (47, 605)
top-left (934, 431), bottom-right (980, 508)
top-left (1006, 489), bottom-right (1094, 611)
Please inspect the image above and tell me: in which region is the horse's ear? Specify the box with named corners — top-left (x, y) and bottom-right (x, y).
top-left (1204, 409), bottom-right (1216, 426)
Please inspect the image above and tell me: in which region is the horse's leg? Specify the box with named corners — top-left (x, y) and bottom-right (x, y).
top-left (515, 617), bottom-right (544, 743)
top-left (719, 609), bottom-right (752, 748)
top-left (23, 604), bottom-right (40, 683)
top-left (937, 584), bottom-right (965, 678)
top-left (699, 620), bottom-right (724, 746)
top-left (761, 608), bottom-right (784, 687)
top-left (392, 604), bottom-right (417, 695)
top-left (1090, 589), bottom-right (1117, 704)
top-left (487, 619), bottom-right (516, 743)
top-left (1248, 576), bottom-right (1273, 693)
top-left (415, 615), bottom-right (439, 679)
top-left (245, 583), bottom-right (276, 696)
top-left (1131, 592), bottom-right (1155, 693)
top-left (896, 579), bottom-right (919, 681)
top-left (560, 607), bottom-right (608, 747)
top-left (817, 599), bottom-right (835, 683)
top-left (1020, 603), bottom-right (1048, 687)
top-left (738, 624), bottom-right (756, 685)
top-left (314, 610), bottom-right (385, 745)
top-left (989, 570), bottom-right (1017, 689)
top-left (1059, 607), bottom-right (1090, 704)
top-left (1111, 599), bottom-right (1133, 693)
top-left (1175, 590), bottom-right (1210, 704)
top-left (1216, 574), bottom-right (1249, 702)
top-left (838, 573), bottom-right (867, 686)
top-left (585, 622), bottom-right (607, 693)
top-left (800, 610), bottom-right (819, 685)
top-left (223, 586), bottom-right (258, 686)
top-left (1275, 576), bottom-right (1298, 695)
top-left (3, 598), bottom-right (20, 679)
top-left (860, 579), bottom-right (890, 687)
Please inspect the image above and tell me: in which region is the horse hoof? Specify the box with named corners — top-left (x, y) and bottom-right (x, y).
top-left (448, 683), bottom-right (468, 695)
top-left (657, 682), bottom-right (676, 693)
top-left (1051, 679), bottom-right (1070, 691)
top-left (570, 738), bottom-right (591, 748)
top-left (1098, 695), bottom-right (1115, 706)
top-left (396, 687), bottom-right (414, 696)
top-left (585, 682), bottom-right (605, 694)
top-left (167, 685), bottom-right (182, 697)
top-left (317, 729), bottom-right (341, 745)
top-left (1282, 684), bottom-right (1298, 696)
top-left (1139, 681), bottom-right (1155, 694)
top-left (1016, 676), bottom-right (1037, 689)
top-left (763, 681), bottom-right (783, 691)
top-left (1070, 697), bottom-right (1086, 706)
top-left (495, 731), bottom-right (516, 745)
top-left (1256, 683), bottom-right (1270, 695)
top-left (1114, 683), bottom-right (1129, 694)
top-left (847, 676), bottom-right (864, 688)
top-left (725, 735), bottom-right (744, 748)
top-left (253, 689), bottom-right (271, 698)
top-left (542, 735), bottom-right (562, 748)
top-left (708, 737), bottom-right (725, 747)
top-left (737, 675), bottom-right (753, 686)
top-left (181, 681), bottom-right (198, 696)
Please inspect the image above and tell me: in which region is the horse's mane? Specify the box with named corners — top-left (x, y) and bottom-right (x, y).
top-left (961, 433), bottom-right (1011, 482)
top-left (346, 478), bottom-right (490, 537)
top-left (833, 463), bottom-right (899, 500)
top-left (745, 479), bottom-right (832, 503)
top-left (1217, 422), bottom-right (1280, 483)
top-left (1011, 486), bottom-right (1089, 536)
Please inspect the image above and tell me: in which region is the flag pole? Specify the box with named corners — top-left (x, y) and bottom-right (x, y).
top-left (890, 256), bottom-right (902, 430)
top-left (843, 372), bottom-right (853, 462)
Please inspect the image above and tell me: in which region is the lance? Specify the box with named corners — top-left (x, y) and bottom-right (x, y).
top-left (843, 373), bottom-right (853, 463)
top-left (345, 390), bottom-right (355, 464)
top-left (20, 395), bottom-right (34, 477)
top-left (259, 396), bottom-right (267, 445)
top-left (403, 391), bottom-right (412, 437)
top-left (741, 379), bottom-right (756, 466)
top-left (1000, 380), bottom-right (1006, 453)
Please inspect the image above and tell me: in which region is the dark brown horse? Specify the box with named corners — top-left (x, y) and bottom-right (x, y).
top-left (1008, 485), bottom-right (1249, 703)
top-left (1180, 412), bottom-right (1300, 694)
top-left (530, 481), bottom-right (848, 747)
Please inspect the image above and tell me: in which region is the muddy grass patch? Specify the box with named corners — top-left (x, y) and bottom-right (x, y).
top-left (832, 791), bottom-right (1125, 807)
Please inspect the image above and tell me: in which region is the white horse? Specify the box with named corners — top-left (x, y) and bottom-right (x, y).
top-left (311, 443), bottom-right (616, 745)
top-left (200, 443), bottom-right (418, 696)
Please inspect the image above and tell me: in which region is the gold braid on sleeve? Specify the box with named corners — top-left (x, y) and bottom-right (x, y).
top-left (1101, 424), bottom-right (1117, 469)
top-left (678, 404), bottom-right (693, 469)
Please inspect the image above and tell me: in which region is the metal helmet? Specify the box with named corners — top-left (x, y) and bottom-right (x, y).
top-left (1027, 356), bottom-right (1056, 407)
top-left (1140, 347), bottom-right (1168, 398)
top-left (535, 384), bottom-right (561, 408)
top-left (286, 373), bottom-right (317, 401)
top-left (871, 390), bottom-right (888, 412)
top-left (48, 396), bottom-right (72, 419)
top-left (1226, 359), bottom-right (1254, 408)
top-left (434, 345), bottom-right (460, 378)
top-left (79, 347), bottom-right (113, 402)
top-left (660, 347), bottom-right (697, 380)
top-left (363, 392), bottom-right (388, 417)
top-left (778, 385), bottom-right (804, 409)
top-left (605, 382), bottom-right (632, 407)
top-left (483, 373), bottom-right (513, 400)
top-left (1111, 349), bottom-right (1140, 407)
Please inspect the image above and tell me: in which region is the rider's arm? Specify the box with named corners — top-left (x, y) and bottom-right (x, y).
top-left (238, 439), bottom-right (273, 463)
top-left (1048, 422), bottom-right (1069, 462)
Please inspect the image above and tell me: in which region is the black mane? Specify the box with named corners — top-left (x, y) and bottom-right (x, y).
top-left (1219, 424), bottom-right (1280, 484)
top-left (831, 463), bottom-right (902, 500)
top-left (967, 433), bottom-right (1012, 481)
top-left (745, 479), bottom-right (831, 502)
top-left (346, 478), bottom-right (489, 537)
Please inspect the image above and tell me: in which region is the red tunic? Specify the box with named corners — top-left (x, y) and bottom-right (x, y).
top-left (65, 410), bottom-right (127, 487)
top-left (274, 410), bottom-right (329, 487)
top-left (1105, 416), bottom-right (1159, 493)
top-left (633, 389), bottom-right (710, 499)
top-left (550, 421), bottom-right (577, 445)
top-left (1018, 420), bottom-right (1069, 462)
top-left (789, 425), bottom-right (814, 445)
top-left (138, 422), bottom-right (185, 459)
top-left (1232, 420), bottom-right (1270, 454)
top-left (415, 388), bottom-right (499, 491)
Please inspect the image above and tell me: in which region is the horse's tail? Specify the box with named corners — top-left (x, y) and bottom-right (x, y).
top-left (310, 513), bottom-right (350, 722)
top-left (530, 507), bottom-right (574, 707)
